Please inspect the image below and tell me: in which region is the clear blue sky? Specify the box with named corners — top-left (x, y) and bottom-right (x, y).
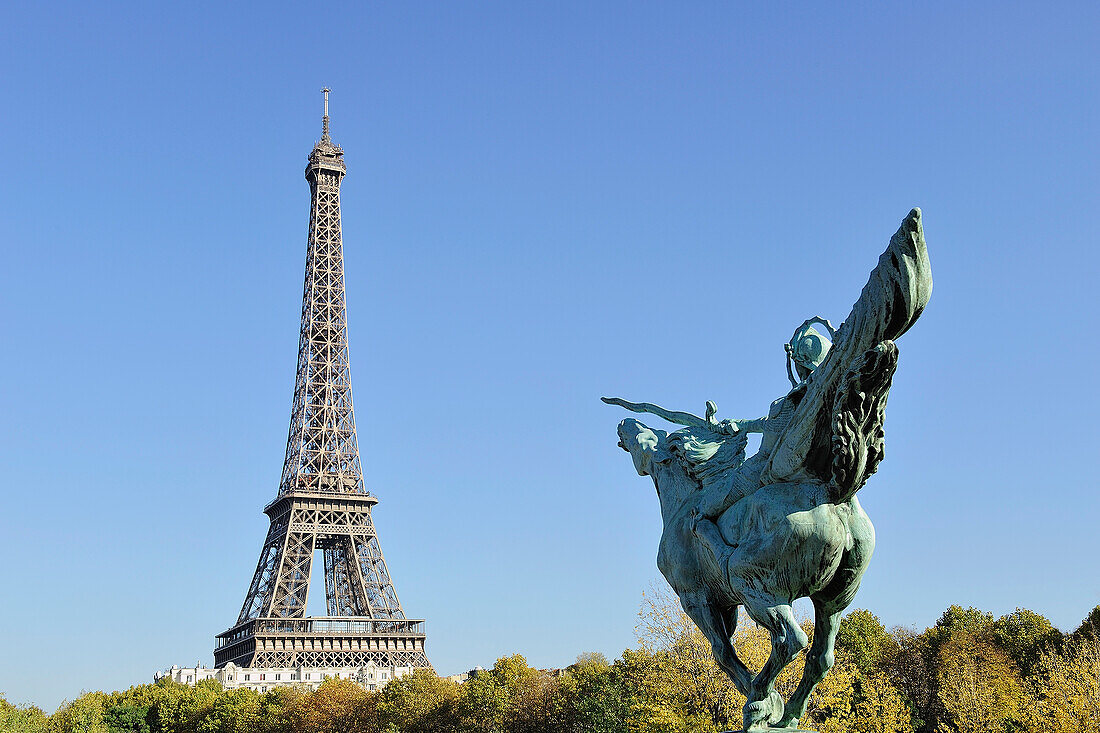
top-left (2, 1), bottom-right (1098, 712)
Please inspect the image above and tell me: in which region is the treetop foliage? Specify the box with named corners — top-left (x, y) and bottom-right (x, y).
top-left (4, 600), bottom-right (1097, 733)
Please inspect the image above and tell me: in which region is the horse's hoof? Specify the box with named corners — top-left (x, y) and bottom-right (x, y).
top-left (766, 690), bottom-right (785, 724)
top-left (743, 700), bottom-right (772, 730)
top-left (743, 690), bottom-right (785, 731)
top-left (744, 699), bottom-right (769, 725)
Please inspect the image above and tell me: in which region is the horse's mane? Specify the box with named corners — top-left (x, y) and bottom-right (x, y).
top-left (667, 426), bottom-right (749, 493)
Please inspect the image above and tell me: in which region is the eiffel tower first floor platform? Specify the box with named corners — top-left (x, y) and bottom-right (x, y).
top-left (215, 616), bottom-right (430, 669)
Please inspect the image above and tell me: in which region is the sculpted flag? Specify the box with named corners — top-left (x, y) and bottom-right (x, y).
top-left (761, 208), bottom-right (933, 490)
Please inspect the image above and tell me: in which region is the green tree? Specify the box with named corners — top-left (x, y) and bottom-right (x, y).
top-left (1070, 605), bottom-right (1100, 643)
top-left (991, 608), bottom-right (1063, 676)
top-left (258, 686), bottom-right (305, 733)
top-left (458, 654), bottom-right (565, 732)
top-left (882, 605), bottom-right (1000, 733)
top-left (847, 666), bottom-right (913, 733)
top-left (102, 685), bottom-right (165, 725)
top-left (836, 609), bottom-right (898, 676)
top-left (796, 657), bottom-right (913, 733)
top-left (194, 688), bottom-right (262, 733)
top-left (378, 669), bottom-right (459, 733)
top-left (561, 653), bottom-right (630, 733)
top-left (883, 626), bottom-right (940, 732)
top-left (930, 606), bottom-right (994, 641)
top-left (142, 678), bottom-right (224, 733)
top-left (102, 703), bottom-right (150, 733)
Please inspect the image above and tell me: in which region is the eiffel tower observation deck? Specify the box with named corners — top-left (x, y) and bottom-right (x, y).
top-left (215, 91), bottom-right (429, 671)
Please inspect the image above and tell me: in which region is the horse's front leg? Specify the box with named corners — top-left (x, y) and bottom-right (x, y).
top-left (777, 599), bottom-right (843, 729)
top-left (742, 602), bottom-right (808, 731)
top-left (678, 592), bottom-right (754, 697)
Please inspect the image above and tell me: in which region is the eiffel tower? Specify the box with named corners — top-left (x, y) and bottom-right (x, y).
top-left (215, 91), bottom-right (429, 670)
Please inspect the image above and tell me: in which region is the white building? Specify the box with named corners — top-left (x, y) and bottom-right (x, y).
top-left (445, 665), bottom-right (486, 684)
top-left (155, 661), bottom-right (413, 693)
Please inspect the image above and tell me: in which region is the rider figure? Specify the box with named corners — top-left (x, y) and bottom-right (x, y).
top-left (692, 317), bottom-right (835, 520)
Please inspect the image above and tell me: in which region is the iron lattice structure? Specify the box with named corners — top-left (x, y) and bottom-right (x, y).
top-left (216, 92), bottom-right (429, 670)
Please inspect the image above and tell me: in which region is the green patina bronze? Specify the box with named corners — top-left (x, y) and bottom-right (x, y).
top-left (604, 208), bottom-right (932, 732)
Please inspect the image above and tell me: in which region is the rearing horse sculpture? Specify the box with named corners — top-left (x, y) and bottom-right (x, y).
top-left (605, 209), bottom-right (931, 731)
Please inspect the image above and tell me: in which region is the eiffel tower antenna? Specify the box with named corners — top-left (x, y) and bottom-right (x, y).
top-left (215, 92), bottom-right (430, 671)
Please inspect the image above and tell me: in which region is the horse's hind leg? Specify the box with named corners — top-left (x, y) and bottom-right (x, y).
top-left (776, 598), bottom-right (843, 729)
top-left (743, 602), bottom-right (808, 731)
top-left (680, 593), bottom-right (753, 696)
top-left (779, 511), bottom-right (872, 729)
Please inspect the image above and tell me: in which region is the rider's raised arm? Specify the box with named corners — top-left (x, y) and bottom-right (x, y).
top-left (723, 416), bottom-right (768, 434)
top-left (601, 397), bottom-right (714, 430)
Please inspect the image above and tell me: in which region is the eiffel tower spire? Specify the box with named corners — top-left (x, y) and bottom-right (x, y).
top-left (279, 88), bottom-right (359, 497)
top-left (216, 91), bottom-right (429, 671)
top-left (321, 87), bottom-right (331, 140)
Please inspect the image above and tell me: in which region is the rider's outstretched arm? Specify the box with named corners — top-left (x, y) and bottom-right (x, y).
top-left (728, 416), bottom-right (768, 434)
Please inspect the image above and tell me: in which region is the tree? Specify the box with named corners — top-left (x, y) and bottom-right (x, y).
top-left (765, 646), bottom-right (913, 733)
top-left (990, 608), bottom-right (1063, 676)
top-left (841, 665), bottom-right (914, 733)
top-left (0, 695), bottom-right (49, 733)
top-left (616, 647), bottom-right (709, 733)
top-left (1033, 622), bottom-right (1100, 732)
top-left (102, 703), bottom-right (150, 733)
top-left (934, 627), bottom-right (1033, 733)
top-left (101, 685), bottom-right (164, 728)
top-left (1070, 605), bottom-right (1100, 643)
top-left (836, 609), bottom-right (897, 676)
top-left (458, 654), bottom-right (563, 732)
top-left (258, 686), bottom-right (305, 733)
top-left (574, 652), bottom-right (610, 667)
top-left (140, 678), bottom-right (224, 733)
top-left (930, 606), bottom-right (994, 641)
top-left (634, 585), bottom-right (746, 730)
top-left (50, 691), bottom-right (108, 733)
top-left (293, 678), bottom-right (373, 733)
top-left (883, 626), bottom-right (940, 732)
top-left (561, 653), bottom-right (630, 733)
top-left (378, 669), bottom-right (459, 733)
top-left (194, 688), bottom-right (261, 733)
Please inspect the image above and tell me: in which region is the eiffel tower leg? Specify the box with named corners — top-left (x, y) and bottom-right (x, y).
top-left (267, 530), bottom-right (316, 618)
top-left (217, 494), bottom-right (429, 669)
top-left (237, 511), bottom-right (290, 623)
top-left (354, 536), bottom-right (405, 619)
top-left (324, 537), bottom-right (369, 616)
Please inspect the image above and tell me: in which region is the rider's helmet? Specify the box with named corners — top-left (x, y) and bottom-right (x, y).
top-left (785, 317), bottom-right (837, 386)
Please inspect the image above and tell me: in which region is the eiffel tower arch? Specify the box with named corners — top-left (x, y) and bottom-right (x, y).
top-left (215, 91), bottom-right (429, 670)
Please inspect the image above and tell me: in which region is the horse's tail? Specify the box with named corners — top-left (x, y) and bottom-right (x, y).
top-left (828, 340), bottom-right (899, 503)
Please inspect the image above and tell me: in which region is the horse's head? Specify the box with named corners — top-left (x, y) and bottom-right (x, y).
top-left (616, 418), bottom-right (669, 477)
